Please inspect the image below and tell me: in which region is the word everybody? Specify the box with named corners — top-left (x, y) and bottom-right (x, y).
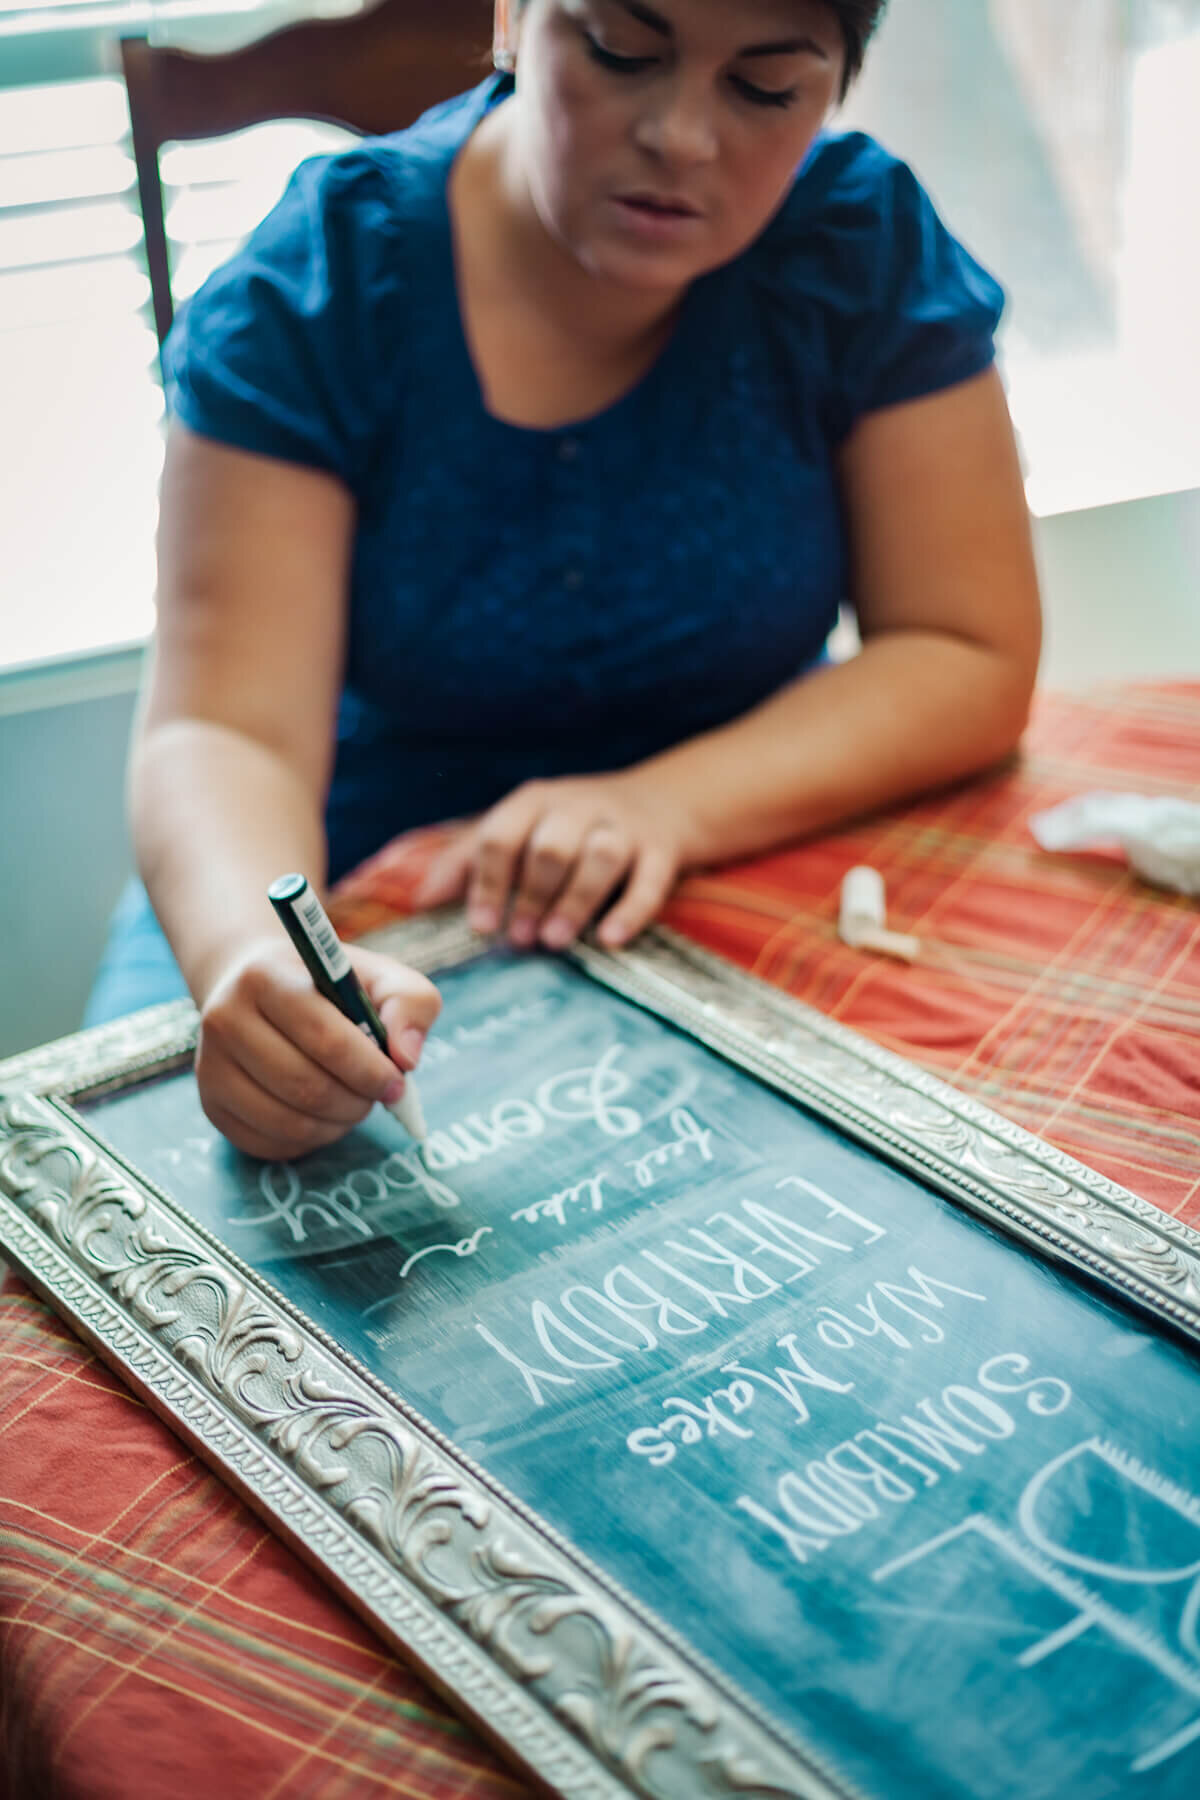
top-left (475, 1174), bottom-right (890, 1406)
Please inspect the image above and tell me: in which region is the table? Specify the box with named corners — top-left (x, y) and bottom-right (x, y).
top-left (2, 682), bottom-right (1197, 1799)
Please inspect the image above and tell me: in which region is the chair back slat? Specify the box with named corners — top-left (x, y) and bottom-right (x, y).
top-left (121, 0), bottom-right (489, 346)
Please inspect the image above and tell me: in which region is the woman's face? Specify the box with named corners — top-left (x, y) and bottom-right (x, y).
top-left (506, 0), bottom-right (845, 292)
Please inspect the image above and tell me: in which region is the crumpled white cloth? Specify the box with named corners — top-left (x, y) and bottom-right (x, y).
top-left (1029, 792), bottom-right (1200, 896)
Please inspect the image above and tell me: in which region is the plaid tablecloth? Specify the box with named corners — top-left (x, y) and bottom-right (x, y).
top-left (2, 683), bottom-right (1197, 1799)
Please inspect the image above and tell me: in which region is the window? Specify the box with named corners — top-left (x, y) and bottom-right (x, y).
top-left (0, 1), bottom-right (353, 672)
top-left (841, 0), bottom-right (1200, 515)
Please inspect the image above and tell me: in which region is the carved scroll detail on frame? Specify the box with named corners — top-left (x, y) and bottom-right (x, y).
top-left (0, 1090), bottom-right (842, 1800)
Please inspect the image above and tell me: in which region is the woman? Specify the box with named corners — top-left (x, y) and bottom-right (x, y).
top-left (96, 0), bottom-right (1041, 1160)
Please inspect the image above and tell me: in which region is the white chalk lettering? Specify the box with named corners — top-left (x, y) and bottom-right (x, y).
top-left (601, 1266), bottom-right (707, 1339)
top-left (512, 1171), bottom-right (608, 1228)
top-left (706, 1210), bottom-right (821, 1281)
top-left (536, 1043), bottom-right (642, 1137)
top-left (422, 1099), bottom-right (545, 1171)
top-left (803, 1461), bottom-right (881, 1522)
top-left (741, 1209), bottom-right (863, 1267)
top-left (626, 1426), bottom-right (673, 1466)
top-left (773, 1176), bottom-right (888, 1246)
top-left (875, 1401), bottom-right (991, 1471)
top-left (855, 1427), bottom-right (940, 1488)
top-left (377, 1148), bottom-right (462, 1211)
top-left (737, 1364), bottom-right (1035, 1568)
top-left (625, 1108), bottom-right (715, 1188)
top-left (560, 1285), bottom-right (659, 1352)
top-left (626, 1341), bottom-right (854, 1469)
top-left (721, 1336), bottom-right (856, 1425)
top-left (640, 1249), bottom-right (741, 1319)
top-left (489, 1098), bottom-right (549, 1140)
top-left (816, 1266), bottom-right (988, 1353)
top-left (978, 1352), bottom-right (1073, 1416)
top-left (778, 1471), bottom-right (864, 1539)
top-left (734, 1494), bottom-right (833, 1563)
top-left (233, 1161), bottom-right (373, 1243)
top-left (659, 1230), bottom-right (782, 1304)
top-left (661, 1389), bottom-right (756, 1445)
top-left (874, 1268), bottom-right (989, 1342)
top-left (818, 1294), bottom-right (915, 1352)
top-left (939, 1385), bottom-right (1017, 1441)
top-left (871, 1432), bottom-right (1200, 1779)
top-left (419, 1045), bottom-right (649, 1176)
top-left (481, 1184), bottom-right (908, 1409)
top-left (531, 1300), bottom-right (622, 1371)
top-left (824, 1440), bottom-right (918, 1505)
top-left (398, 1227), bottom-right (492, 1278)
top-left (472, 1321), bottom-right (577, 1408)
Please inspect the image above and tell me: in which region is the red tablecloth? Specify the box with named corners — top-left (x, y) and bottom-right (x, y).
top-left (2, 683), bottom-right (1198, 1798)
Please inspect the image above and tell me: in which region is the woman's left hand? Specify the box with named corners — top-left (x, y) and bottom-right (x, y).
top-left (413, 772), bottom-right (697, 950)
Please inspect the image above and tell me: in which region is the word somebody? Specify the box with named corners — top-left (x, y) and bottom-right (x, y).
top-left (421, 1043), bottom-right (642, 1173)
top-left (232, 1146), bottom-right (462, 1244)
top-left (737, 1352), bottom-right (1073, 1567)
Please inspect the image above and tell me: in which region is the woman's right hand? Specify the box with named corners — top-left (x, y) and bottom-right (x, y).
top-left (194, 937), bottom-right (442, 1161)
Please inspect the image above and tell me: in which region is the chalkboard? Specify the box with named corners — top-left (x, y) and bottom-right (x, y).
top-left (2, 921), bottom-right (1199, 1800)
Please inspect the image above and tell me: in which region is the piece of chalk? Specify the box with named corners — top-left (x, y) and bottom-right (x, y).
top-left (838, 865), bottom-right (920, 960)
top-left (839, 865), bottom-right (887, 947)
top-left (854, 925), bottom-right (921, 963)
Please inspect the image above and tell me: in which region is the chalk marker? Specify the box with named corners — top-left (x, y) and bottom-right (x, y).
top-left (838, 865), bottom-right (887, 947)
top-left (838, 865), bottom-right (920, 962)
top-left (267, 872), bottom-right (427, 1142)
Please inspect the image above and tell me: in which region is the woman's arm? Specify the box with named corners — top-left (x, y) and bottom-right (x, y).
top-left (135, 423), bottom-right (347, 995)
top-left (642, 365), bottom-right (1042, 861)
top-left (419, 368), bottom-right (1041, 943)
top-left (132, 422), bottom-right (439, 1158)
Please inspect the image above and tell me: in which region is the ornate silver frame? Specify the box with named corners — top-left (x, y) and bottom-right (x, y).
top-left (2, 914), bottom-right (1198, 1800)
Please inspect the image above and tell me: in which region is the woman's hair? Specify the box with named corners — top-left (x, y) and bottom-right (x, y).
top-left (512, 2), bottom-right (890, 96)
top-left (831, 2), bottom-right (889, 92)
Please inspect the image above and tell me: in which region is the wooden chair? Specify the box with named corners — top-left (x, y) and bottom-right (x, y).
top-left (120, 0), bottom-right (489, 349)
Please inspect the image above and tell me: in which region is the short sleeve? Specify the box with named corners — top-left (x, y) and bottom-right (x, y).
top-left (758, 133), bottom-right (1005, 440)
top-left (163, 150), bottom-right (404, 489)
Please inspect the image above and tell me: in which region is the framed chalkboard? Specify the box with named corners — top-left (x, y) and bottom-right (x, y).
top-left (2, 914), bottom-right (1199, 1800)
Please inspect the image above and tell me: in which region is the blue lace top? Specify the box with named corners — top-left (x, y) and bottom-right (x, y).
top-left (165, 76), bottom-right (1003, 882)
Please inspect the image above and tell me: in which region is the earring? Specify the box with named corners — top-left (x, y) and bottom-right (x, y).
top-left (493, 45), bottom-right (516, 72)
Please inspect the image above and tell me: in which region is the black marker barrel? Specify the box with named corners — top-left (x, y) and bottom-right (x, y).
top-left (268, 872), bottom-right (388, 1051)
